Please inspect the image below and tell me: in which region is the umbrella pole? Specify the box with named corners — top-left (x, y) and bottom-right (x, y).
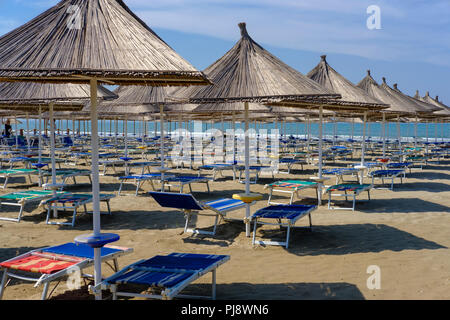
top-left (244, 102), bottom-right (251, 237)
top-left (124, 115), bottom-right (128, 158)
top-left (361, 111), bottom-right (367, 166)
top-left (159, 105), bottom-right (166, 191)
top-left (14, 115), bottom-right (18, 149)
top-left (88, 79), bottom-right (102, 301)
top-left (49, 103), bottom-right (58, 219)
top-left (38, 107), bottom-right (42, 187)
top-left (26, 113), bottom-right (31, 152)
top-left (382, 113), bottom-right (386, 158)
top-left (415, 116), bottom-right (418, 147)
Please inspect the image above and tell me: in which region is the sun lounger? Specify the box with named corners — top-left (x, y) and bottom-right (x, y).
top-left (41, 169), bottom-right (92, 186)
top-left (236, 165), bottom-right (274, 184)
top-left (322, 167), bottom-right (361, 184)
top-left (0, 190), bottom-right (68, 223)
top-left (385, 162), bottom-right (413, 173)
top-left (264, 180), bottom-right (319, 205)
top-left (163, 176), bottom-right (213, 193)
top-left (149, 191), bottom-right (253, 235)
top-left (278, 158), bottom-right (306, 174)
top-left (99, 159), bottom-right (126, 175)
top-left (0, 169), bottom-right (39, 188)
top-left (198, 163), bottom-right (237, 181)
top-left (325, 183), bottom-right (372, 211)
top-left (0, 242), bottom-right (132, 300)
top-left (91, 252), bottom-right (229, 300)
top-left (41, 193), bottom-right (116, 227)
top-left (369, 169), bottom-right (405, 190)
top-left (251, 204), bottom-right (316, 248)
top-left (118, 173), bottom-right (176, 196)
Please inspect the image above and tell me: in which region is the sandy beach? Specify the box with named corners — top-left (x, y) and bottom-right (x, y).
top-left (0, 155), bottom-right (449, 300)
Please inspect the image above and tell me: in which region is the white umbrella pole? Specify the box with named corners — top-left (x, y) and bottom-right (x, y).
top-left (415, 116), bottom-right (418, 147)
top-left (397, 116), bottom-right (401, 150)
top-left (159, 105), bottom-right (166, 192)
top-left (382, 113), bottom-right (386, 157)
top-left (26, 113), bottom-right (31, 152)
top-left (38, 107), bottom-right (43, 187)
top-left (244, 102), bottom-right (251, 237)
top-left (90, 79), bottom-right (102, 301)
top-left (124, 115), bottom-right (128, 158)
top-left (361, 111), bottom-right (367, 166)
top-left (14, 116), bottom-right (18, 149)
top-left (351, 117), bottom-right (355, 141)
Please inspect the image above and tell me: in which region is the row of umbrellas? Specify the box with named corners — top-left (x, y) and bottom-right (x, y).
top-left (0, 0), bottom-right (448, 299)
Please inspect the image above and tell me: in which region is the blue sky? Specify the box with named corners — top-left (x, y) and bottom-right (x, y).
top-left (1, 0), bottom-right (450, 104)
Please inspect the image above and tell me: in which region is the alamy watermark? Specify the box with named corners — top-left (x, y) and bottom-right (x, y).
top-left (67, 5), bottom-right (82, 30)
top-left (367, 5), bottom-right (382, 30)
top-left (367, 265), bottom-right (381, 290)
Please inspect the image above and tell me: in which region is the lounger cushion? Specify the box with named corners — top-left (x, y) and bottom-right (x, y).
top-left (252, 205), bottom-right (316, 221)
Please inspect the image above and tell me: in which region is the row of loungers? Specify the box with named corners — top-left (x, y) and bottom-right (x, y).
top-left (0, 241), bottom-right (230, 300)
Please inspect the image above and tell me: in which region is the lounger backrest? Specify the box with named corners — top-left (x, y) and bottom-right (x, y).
top-left (149, 192), bottom-right (204, 211)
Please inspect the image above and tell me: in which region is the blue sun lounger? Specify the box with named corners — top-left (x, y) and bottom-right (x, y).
top-left (250, 204), bottom-right (317, 249)
top-left (322, 167), bottom-right (361, 184)
top-left (0, 242), bottom-right (133, 300)
top-left (198, 163), bottom-right (237, 181)
top-left (325, 183), bottom-right (372, 211)
top-left (369, 169), bottom-right (405, 190)
top-left (118, 173), bottom-right (176, 196)
top-left (385, 162), bottom-right (413, 173)
top-left (278, 158), bottom-right (306, 174)
top-left (42, 193), bottom-right (116, 227)
top-left (163, 176), bottom-right (213, 193)
top-left (91, 252), bottom-right (230, 300)
top-left (149, 191), bottom-right (253, 236)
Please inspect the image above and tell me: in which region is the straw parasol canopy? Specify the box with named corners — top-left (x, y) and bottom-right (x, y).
top-left (172, 22), bottom-right (339, 105)
top-left (357, 71), bottom-right (437, 118)
top-left (0, 82), bottom-right (118, 111)
top-left (305, 55), bottom-right (388, 113)
top-left (415, 91), bottom-right (450, 118)
top-left (0, 0), bottom-right (210, 86)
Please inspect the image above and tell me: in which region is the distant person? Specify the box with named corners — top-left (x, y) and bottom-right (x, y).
top-left (4, 120), bottom-right (12, 137)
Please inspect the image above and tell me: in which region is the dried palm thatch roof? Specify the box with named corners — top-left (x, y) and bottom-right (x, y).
top-left (0, 82), bottom-right (117, 112)
top-left (415, 91), bottom-right (450, 118)
top-left (357, 71), bottom-right (435, 117)
top-left (0, 0), bottom-right (210, 86)
top-left (170, 22), bottom-right (340, 108)
top-left (83, 85), bottom-right (163, 116)
top-left (192, 102), bottom-right (271, 114)
top-left (305, 55), bottom-right (388, 112)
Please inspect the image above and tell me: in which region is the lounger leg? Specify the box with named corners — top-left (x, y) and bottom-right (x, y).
top-left (17, 205), bottom-right (25, 223)
top-left (118, 181), bottom-right (123, 195)
top-left (107, 201), bottom-right (111, 215)
top-left (285, 224), bottom-right (291, 249)
top-left (0, 270), bottom-right (8, 300)
top-left (252, 219), bottom-right (258, 246)
top-left (211, 270), bottom-right (217, 300)
top-left (41, 282), bottom-right (50, 300)
top-left (71, 208), bottom-right (77, 227)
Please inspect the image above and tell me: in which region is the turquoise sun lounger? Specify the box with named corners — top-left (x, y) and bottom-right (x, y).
top-left (0, 190), bottom-right (68, 223)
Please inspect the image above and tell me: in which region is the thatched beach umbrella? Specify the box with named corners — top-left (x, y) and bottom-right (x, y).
top-left (0, 81), bottom-right (116, 197)
top-left (306, 55), bottom-right (388, 167)
top-left (172, 22), bottom-right (341, 236)
top-left (357, 71), bottom-right (438, 151)
top-left (0, 0), bottom-right (210, 299)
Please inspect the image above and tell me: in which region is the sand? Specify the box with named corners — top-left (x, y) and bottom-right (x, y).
top-left (0, 157), bottom-right (449, 300)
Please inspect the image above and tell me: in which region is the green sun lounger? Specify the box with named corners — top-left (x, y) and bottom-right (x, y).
top-left (0, 190), bottom-right (68, 222)
top-left (325, 183), bottom-right (372, 211)
top-left (264, 180), bottom-right (319, 205)
top-left (0, 169), bottom-right (39, 189)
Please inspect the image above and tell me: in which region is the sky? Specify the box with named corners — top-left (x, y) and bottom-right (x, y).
top-left (0, 0), bottom-right (449, 105)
